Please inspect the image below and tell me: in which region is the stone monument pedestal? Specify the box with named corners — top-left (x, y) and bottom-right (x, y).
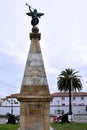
top-left (18, 96), bottom-right (51, 130)
top-left (17, 26), bottom-right (52, 130)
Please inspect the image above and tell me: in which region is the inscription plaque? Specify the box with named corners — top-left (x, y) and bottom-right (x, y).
top-left (29, 109), bottom-right (42, 116)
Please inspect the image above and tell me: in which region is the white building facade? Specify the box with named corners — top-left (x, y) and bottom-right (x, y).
top-left (0, 94), bottom-right (20, 115)
top-left (50, 92), bottom-right (87, 116)
top-left (0, 92), bottom-right (87, 117)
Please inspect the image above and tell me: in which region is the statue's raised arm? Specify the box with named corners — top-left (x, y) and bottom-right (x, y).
top-left (26, 3), bottom-right (44, 26)
top-left (26, 3), bottom-right (32, 12)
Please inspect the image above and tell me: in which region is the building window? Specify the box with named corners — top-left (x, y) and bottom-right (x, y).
top-left (62, 103), bottom-right (65, 106)
top-left (57, 100), bottom-right (59, 105)
top-left (79, 103), bottom-right (85, 106)
top-left (73, 96), bottom-right (76, 100)
top-left (57, 110), bottom-right (62, 114)
top-left (7, 100), bottom-right (10, 103)
top-left (14, 100), bottom-right (18, 104)
top-left (73, 103), bottom-right (76, 106)
top-left (81, 96), bottom-right (84, 100)
top-left (62, 97), bottom-right (65, 100)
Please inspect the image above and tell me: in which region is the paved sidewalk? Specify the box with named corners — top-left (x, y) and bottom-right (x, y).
top-left (50, 126), bottom-right (54, 130)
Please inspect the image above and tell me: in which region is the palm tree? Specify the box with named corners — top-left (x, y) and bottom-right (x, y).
top-left (57, 68), bottom-right (82, 115)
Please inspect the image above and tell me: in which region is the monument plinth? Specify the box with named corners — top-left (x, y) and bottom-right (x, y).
top-left (17, 26), bottom-right (52, 130)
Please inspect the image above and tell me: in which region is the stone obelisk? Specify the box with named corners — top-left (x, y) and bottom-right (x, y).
top-left (17, 4), bottom-right (52, 130)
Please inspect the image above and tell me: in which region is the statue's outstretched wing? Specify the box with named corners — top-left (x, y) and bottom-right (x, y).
top-left (26, 12), bottom-right (32, 16)
top-left (38, 13), bottom-right (44, 17)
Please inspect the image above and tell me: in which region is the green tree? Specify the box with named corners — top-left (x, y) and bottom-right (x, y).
top-left (57, 68), bottom-right (82, 115)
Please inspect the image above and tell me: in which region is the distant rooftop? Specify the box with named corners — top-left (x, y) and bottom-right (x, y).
top-left (51, 92), bottom-right (87, 97)
top-left (6, 93), bottom-right (20, 99)
top-left (1, 92), bottom-right (87, 99)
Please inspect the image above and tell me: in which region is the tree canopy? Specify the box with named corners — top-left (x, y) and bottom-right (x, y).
top-left (57, 68), bottom-right (83, 114)
top-left (57, 68), bottom-right (82, 92)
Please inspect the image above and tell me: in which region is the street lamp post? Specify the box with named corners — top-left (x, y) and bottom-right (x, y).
top-left (11, 99), bottom-right (13, 115)
top-left (57, 100), bottom-right (59, 115)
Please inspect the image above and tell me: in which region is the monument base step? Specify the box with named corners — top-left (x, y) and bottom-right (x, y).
top-left (17, 126), bottom-right (54, 130)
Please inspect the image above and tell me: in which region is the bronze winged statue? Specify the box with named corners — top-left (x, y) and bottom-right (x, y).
top-left (26, 3), bottom-right (44, 26)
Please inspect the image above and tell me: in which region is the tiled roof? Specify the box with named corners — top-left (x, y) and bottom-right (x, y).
top-left (2, 92), bottom-right (87, 99)
top-left (51, 92), bottom-right (87, 97)
top-left (6, 93), bottom-right (20, 98)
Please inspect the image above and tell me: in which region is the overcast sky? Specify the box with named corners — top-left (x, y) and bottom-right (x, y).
top-left (0, 0), bottom-right (87, 97)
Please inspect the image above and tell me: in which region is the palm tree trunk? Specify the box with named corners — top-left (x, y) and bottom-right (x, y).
top-left (69, 86), bottom-right (72, 115)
